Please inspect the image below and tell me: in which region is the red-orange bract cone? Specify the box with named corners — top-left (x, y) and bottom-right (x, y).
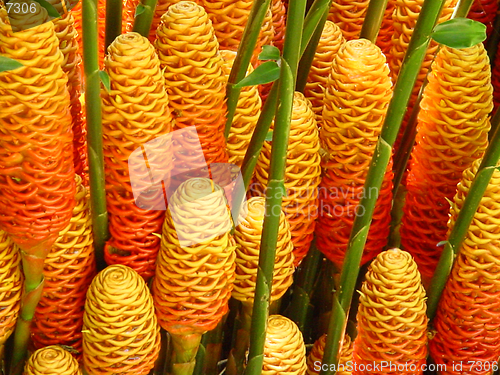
top-left (429, 159), bottom-right (500, 375)
top-left (155, 1), bottom-right (229, 191)
top-left (316, 39), bottom-right (393, 269)
top-left (400, 43), bottom-right (492, 282)
top-left (467, 0), bottom-right (498, 38)
top-left (32, 175), bottom-right (95, 358)
top-left (101, 32), bottom-right (173, 280)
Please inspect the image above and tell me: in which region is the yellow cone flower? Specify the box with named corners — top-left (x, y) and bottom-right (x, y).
top-left (220, 50), bottom-right (262, 169)
top-left (0, 231), bottom-right (22, 358)
top-left (401, 43), bottom-right (492, 281)
top-left (101, 32), bottom-right (172, 280)
top-left (252, 92), bottom-right (321, 265)
top-left (32, 175), bottom-right (95, 357)
top-left (155, 1), bottom-right (229, 187)
top-left (262, 315), bottom-right (307, 375)
top-left (24, 346), bottom-right (81, 375)
top-left (316, 39), bottom-right (393, 268)
top-left (306, 334), bottom-right (353, 375)
top-left (152, 178), bottom-right (236, 335)
top-left (0, 2), bottom-right (75, 251)
top-left (354, 249), bottom-right (428, 375)
top-left (304, 20), bottom-right (345, 121)
top-left (233, 197), bottom-right (294, 304)
top-left (83, 265), bottom-right (160, 375)
top-left (257, 9), bottom-right (276, 103)
top-left (430, 159), bottom-right (500, 373)
top-left (328, 0), bottom-right (369, 40)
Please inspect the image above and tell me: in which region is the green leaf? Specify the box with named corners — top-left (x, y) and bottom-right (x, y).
top-left (258, 45), bottom-right (280, 61)
top-left (233, 61), bottom-right (280, 88)
top-left (265, 130), bottom-right (273, 141)
top-left (431, 18), bottom-right (486, 49)
top-left (99, 70), bottom-right (111, 92)
top-left (0, 56), bottom-right (23, 72)
top-left (32, 0), bottom-right (60, 18)
top-left (134, 3), bottom-right (146, 17)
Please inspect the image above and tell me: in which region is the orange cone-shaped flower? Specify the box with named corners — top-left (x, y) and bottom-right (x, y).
top-left (252, 92), bottom-right (321, 265)
top-left (262, 315), bottom-right (307, 375)
top-left (101, 32), bottom-right (172, 280)
top-left (83, 265), bottom-right (161, 375)
top-left (152, 177), bottom-right (236, 334)
top-left (0, 231), bottom-right (22, 358)
top-left (233, 197), bottom-right (294, 304)
top-left (123, 0), bottom-right (141, 32)
top-left (327, 0), bottom-right (369, 41)
top-left (468, 0), bottom-right (498, 38)
top-left (152, 178), bottom-right (235, 372)
top-left (49, 4), bottom-right (88, 185)
top-left (400, 43), bottom-right (492, 282)
top-left (0, 4), bottom-right (75, 253)
top-left (271, 0), bottom-right (286, 52)
top-left (149, 0), bottom-right (193, 43)
top-left (32, 175), bottom-right (95, 357)
top-left (306, 334), bottom-right (353, 375)
top-left (429, 159), bottom-right (500, 374)
top-left (375, 0), bottom-right (395, 57)
top-left (24, 346), bottom-right (81, 375)
top-left (155, 1), bottom-right (229, 189)
top-left (353, 249), bottom-right (428, 375)
top-left (316, 39), bottom-right (393, 268)
top-left (303, 20), bottom-right (345, 121)
top-left (221, 50), bottom-right (262, 168)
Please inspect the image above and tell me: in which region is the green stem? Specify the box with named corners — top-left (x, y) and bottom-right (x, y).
top-left (451, 0), bottom-right (475, 18)
top-left (83, 0), bottom-right (109, 270)
top-left (284, 242), bottom-right (323, 335)
top-left (8, 241), bottom-right (52, 375)
top-left (243, 57), bottom-right (295, 375)
top-left (105, 0), bottom-right (122, 52)
top-left (427, 116), bottom-right (500, 321)
top-left (132, 0), bottom-right (158, 37)
top-left (224, 0), bottom-right (272, 138)
top-left (319, 1), bottom-right (450, 374)
top-left (169, 333), bottom-right (202, 375)
top-left (359, 0), bottom-right (389, 42)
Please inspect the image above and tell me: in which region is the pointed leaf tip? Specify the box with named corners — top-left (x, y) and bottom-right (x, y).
top-left (258, 45), bottom-right (281, 61)
top-left (99, 70), bottom-right (111, 92)
top-left (234, 61), bottom-right (280, 88)
top-left (432, 18), bottom-right (486, 49)
top-left (0, 56), bottom-right (23, 72)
